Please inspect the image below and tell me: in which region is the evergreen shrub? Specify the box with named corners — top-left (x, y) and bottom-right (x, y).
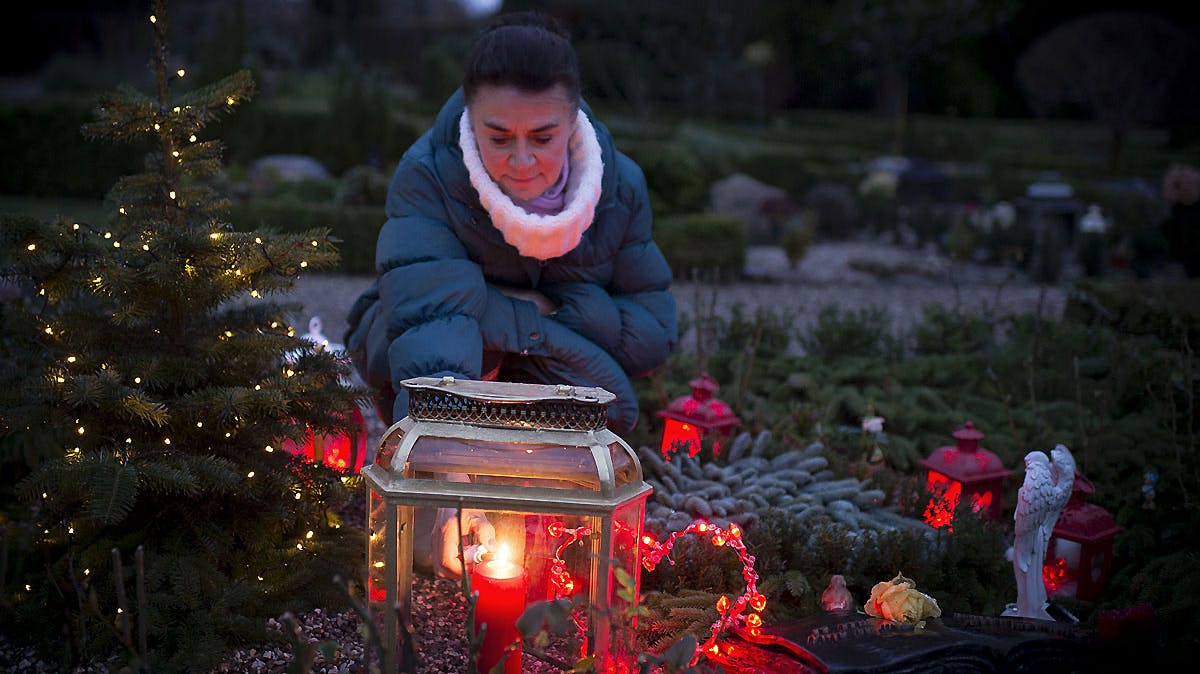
top-left (653, 213), bottom-right (746, 282)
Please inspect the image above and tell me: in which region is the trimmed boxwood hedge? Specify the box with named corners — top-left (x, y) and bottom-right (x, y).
top-left (226, 200), bottom-right (382, 275)
top-left (0, 102), bottom-right (146, 198)
top-left (653, 212), bottom-right (746, 281)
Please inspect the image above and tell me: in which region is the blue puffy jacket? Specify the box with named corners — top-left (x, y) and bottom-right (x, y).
top-left (345, 90), bottom-right (677, 433)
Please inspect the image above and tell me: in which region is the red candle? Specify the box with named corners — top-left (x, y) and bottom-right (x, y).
top-left (472, 546), bottom-right (527, 674)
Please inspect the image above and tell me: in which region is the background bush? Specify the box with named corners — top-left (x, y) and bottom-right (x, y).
top-left (653, 212), bottom-right (746, 282)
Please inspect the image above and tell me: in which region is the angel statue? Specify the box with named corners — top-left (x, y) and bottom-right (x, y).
top-left (1009, 444), bottom-right (1076, 619)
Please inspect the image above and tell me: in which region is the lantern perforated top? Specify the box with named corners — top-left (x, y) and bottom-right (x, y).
top-left (371, 377), bottom-right (647, 503)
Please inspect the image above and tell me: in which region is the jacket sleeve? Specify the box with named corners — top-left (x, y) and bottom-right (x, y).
top-left (542, 155), bottom-right (677, 377)
top-left (373, 146), bottom-right (492, 421)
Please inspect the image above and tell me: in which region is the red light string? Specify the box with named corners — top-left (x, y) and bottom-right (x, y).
top-left (640, 520), bottom-right (765, 663)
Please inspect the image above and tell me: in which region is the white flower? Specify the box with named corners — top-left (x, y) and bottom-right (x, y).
top-left (862, 416), bottom-right (885, 433)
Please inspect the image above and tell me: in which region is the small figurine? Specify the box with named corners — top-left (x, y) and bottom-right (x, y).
top-left (821, 574), bottom-right (853, 612)
top-left (1009, 445), bottom-right (1075, 620)
top-left (1142, 468), bottom-right (1158, 510)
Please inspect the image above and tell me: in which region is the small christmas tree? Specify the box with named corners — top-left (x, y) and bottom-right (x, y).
top-left (0, 1), bottom-right (362, 668)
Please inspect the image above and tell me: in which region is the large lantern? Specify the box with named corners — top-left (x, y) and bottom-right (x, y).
top-left (362, 377), bottom-right (652, 673)
top-left (1043, 473), bottom-right (1123, 602)
top-left (657, 373), bottom-right (741, 459)
top-left (918, 421), bottom-right (1012, 529)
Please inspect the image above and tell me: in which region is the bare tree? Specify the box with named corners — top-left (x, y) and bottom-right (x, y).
top-left (1017, 11), bottom-right (1199, 175)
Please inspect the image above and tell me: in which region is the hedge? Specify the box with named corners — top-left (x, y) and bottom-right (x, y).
top-left (226, 200), bottom-right (382, 275)
top-left (0, 102), bottom-right (145, 198)
top-left (653, 212), bottom-right (746, 281)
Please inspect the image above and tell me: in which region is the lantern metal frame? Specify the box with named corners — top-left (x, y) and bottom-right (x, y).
top-left (361, 376), bottom-right (652, 672)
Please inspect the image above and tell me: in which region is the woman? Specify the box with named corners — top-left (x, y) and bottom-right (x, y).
top-left (346, 11), bottom-right (677, 437)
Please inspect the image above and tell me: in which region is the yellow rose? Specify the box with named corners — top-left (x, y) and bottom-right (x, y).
top-left (864, 572), bottom-right (942, 625)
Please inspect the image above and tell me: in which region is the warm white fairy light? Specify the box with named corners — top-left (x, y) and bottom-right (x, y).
top-left (143, 244), bottom-right (150, 251)
top-left (176, 68), bottom-right (185, 77)
top-left (153, 123), bottom-right (160, 131)
top-left (119, 207), bottom-right (126, 214)
top-left (285, 369), bottom-right (295, 377)
top-left (300, 261), bottom-right (308, 268)
top-left (294, 492), bottom-right (301, 500)
top-left (189, 134), bottom-right (197, 142)
top-left (113, 241), bottom-right (120, 248)
top-left (72, 223), bottom-right (79, 230)
top-left (44, 327), bottom-right (54, 335)
top-left (149, 14), bottom-right (156, 23)
top-left (270, 321), bottom-right (279, 329)
top-left (311, 240), bottom-right (318, 247)
top-left (164, 438), bottom-right (171, 445)
top-left (226, 96), bottom-right (235, 106)
top-left (247, 471), bottom-right (255, 478)
top-left (84, 569), bottom-right (90, 576)
top-left (134, 377), bottom-right (141, 384)
top-left (169, 191), bottom-right (176, 200)
top-left (305, 530), bottom-right (314, 539)
top-left (56, 376), bottom-right (65, 383)
top-left (196, 421), bottom-right (203, 428)
top-left (66, 356), bottom-right (76, 363)
top-left (172, 151), bottom-right (179, 158)
top-left (26, 243), bottom-right (35, 251)
top-left (210, 232), bottom-right (220, 240)
top-left (255, 237), bottom-right (262, 244)
top-left (173, 106), bottom-right (180, 113)
top-left (77, 426), bottom-right (84, 435)
top-left (296, 543), bottom-right (303, 550)
top-left (264, 445), bottom-right (274, 453)
top-left (250, 290), bottom-right (260, 298)
top-left (254, 384), bottom-right (261, 391)
top-left (68, 526), bottom-right (74, 534)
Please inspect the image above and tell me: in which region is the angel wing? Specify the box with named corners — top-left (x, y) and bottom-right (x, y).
top-left (1014, 451), bottom-right (1055, 574)
top-left (1049, 444), bottom-right (1076, 510)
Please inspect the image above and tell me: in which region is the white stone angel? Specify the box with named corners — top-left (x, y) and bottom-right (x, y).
top-left (1011, 444), bottom-right (1075, 619)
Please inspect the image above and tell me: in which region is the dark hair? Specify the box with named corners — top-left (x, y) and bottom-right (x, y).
top-left (462, 11), bottom-right (580, 106)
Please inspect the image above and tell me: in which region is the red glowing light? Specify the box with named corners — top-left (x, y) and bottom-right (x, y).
top-left (1043, 557), bottom-right (1071, 594)
top-left (922, 472), bottom-right (961, 530)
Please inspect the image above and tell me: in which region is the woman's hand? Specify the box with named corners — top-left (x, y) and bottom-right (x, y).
top-left (432, 507), bottom-right (497, 578)
top-left (495, 285), bottom-right (558, 316)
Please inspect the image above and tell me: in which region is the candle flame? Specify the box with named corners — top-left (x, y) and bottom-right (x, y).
top-left (495, 543), bottom-right (511, 565)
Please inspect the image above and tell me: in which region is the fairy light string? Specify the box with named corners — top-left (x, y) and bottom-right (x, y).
top-left (543, 517), bottom-right (764, 666)
top-left (640, 520), bottom-right (765, 663)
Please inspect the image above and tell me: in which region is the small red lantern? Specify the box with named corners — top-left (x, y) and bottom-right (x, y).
top-left (657, 373), bottom-right (740, 459)
top-left (281, 405), bottom-right (369, 473)
top-left (918, 421), bottom-right (1012, 529)
top-left (1043, 473), bottom-right (1123, 601)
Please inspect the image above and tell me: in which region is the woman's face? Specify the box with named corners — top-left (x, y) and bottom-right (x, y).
top-left (468, 84), bottom-right (576, 202)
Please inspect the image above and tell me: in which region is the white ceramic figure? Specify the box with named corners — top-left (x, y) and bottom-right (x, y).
top-left (1012, 444), bottom-right (1075, 619)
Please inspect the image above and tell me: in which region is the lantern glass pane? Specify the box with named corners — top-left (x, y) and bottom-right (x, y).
top-left (367, 488), bottom-right (387, 604)
top-left (608, 441), bottom-right (639, 488)
top-left (376, 422), bottom-right (407, 470)
top-left (405, 436), bottom-right (602, 489)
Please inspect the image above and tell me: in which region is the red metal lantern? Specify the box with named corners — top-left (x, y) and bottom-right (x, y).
top-left (918, 421), bottom-right (1012, 529)
top-left (281, 405), bottom-right (369, 473)
top-left (1043, 473), bottom-right (1123, 601)
top-left (657, 373), bottom-right (740, 459)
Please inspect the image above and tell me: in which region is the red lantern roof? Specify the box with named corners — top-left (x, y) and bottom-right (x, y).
top-left (1054, 502), bottom-right (1124, 543)
top-left (917, 421), bottom-right (1012, 483)
top-left (658, 372), bottom-right (741, 432)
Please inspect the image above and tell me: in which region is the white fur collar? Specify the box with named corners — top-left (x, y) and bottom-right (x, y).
top-left (459, 108), bottom-right (603, 260)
